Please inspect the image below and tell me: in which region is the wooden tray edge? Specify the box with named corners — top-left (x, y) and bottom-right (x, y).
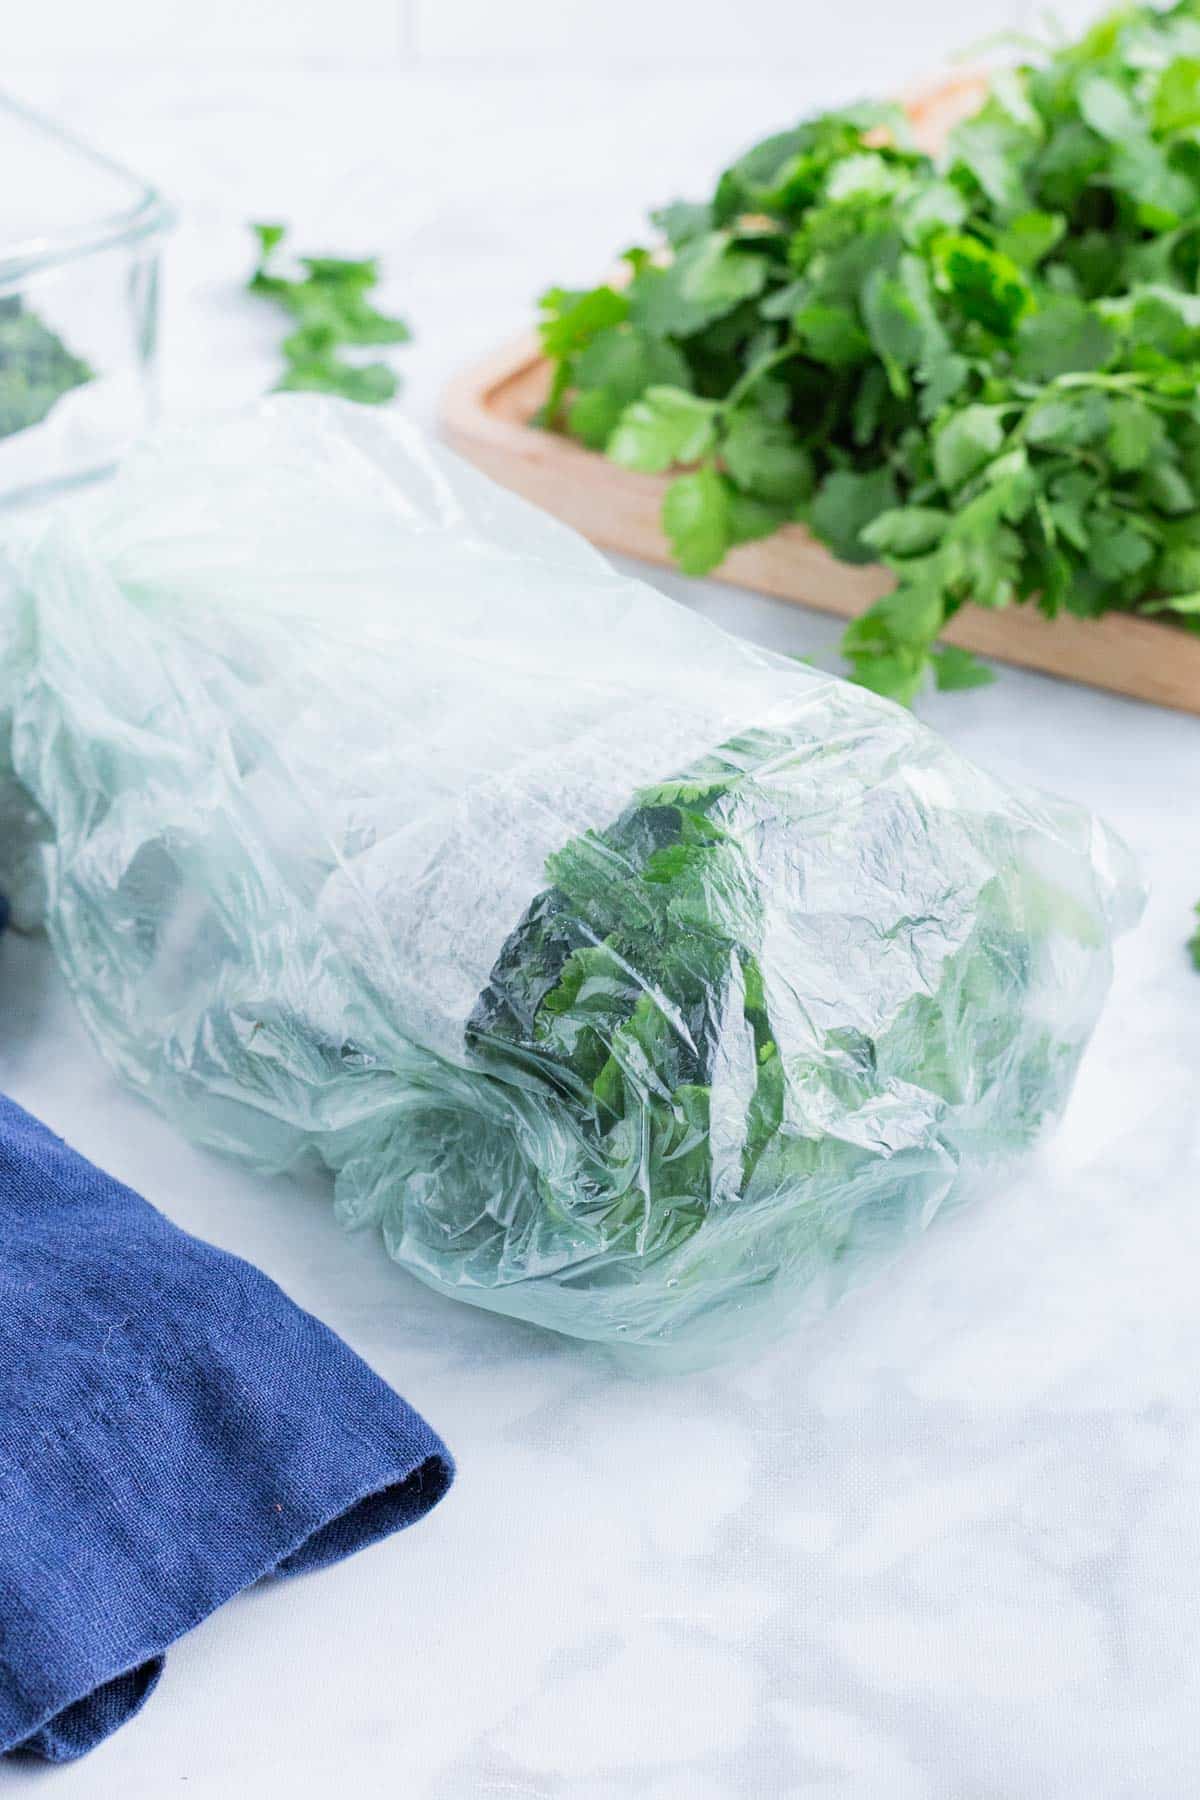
top-left (442, 334), bottom-right (1200, 719)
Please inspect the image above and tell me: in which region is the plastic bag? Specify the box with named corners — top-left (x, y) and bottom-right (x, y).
top-left (0, 399), bottom-right (1142, 1354)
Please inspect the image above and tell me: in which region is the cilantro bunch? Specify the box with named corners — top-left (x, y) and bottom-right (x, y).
top-left (0, 296), bottom-right (91, 442)
top-left (248, 223), bottom-right (410, 404)
top-left (538, 1), bottom-right (1200, 704)
top-left (460, 717), bottom-right (1116, 1343)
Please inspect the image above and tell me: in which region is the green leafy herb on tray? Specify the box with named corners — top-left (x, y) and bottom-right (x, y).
top-left (537, 0), bottom-right (1200, 705)
top-left (248, 223), bottom-right (410, 404)
top-left (0, 296), bottom-right (91, 442)
top-left (1189, 899), bottom-right (1200, 969)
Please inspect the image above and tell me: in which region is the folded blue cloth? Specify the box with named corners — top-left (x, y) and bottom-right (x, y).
top-left (0, 1090), bottom-right (453, 1762)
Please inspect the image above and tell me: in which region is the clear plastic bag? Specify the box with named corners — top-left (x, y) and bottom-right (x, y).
top-left (0, 399), bottom-right (1142, 1353)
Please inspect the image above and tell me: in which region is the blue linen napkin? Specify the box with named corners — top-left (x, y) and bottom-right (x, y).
top-left (0, 1081), bottom-right (453, 1762)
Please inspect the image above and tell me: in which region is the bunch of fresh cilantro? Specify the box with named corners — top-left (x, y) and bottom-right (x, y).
top-left (538, 0), bottom-right (1200, 706)
top-left (464, 718), bottom-right (1102, 1335)
top-left (0, 296), bottom-right (91, 441)
top-left (248, 223), bottom-right (410, 403)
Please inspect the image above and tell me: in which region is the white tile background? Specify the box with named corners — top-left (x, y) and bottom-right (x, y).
top-left (7, 0), bottom-right (1103, 72)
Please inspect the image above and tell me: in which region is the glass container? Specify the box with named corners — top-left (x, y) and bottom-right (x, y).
top-left (0, 93), bottom-right (174, 507)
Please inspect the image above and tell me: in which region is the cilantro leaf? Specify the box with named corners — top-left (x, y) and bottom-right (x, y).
top-left (862, 257), bottom-right (946, 390)
top-left (727, 488), bottom-right (789, 545)
top-left (1106, 397), bottom-right (1165, 473)
top-left (538, 284), bottom-right (629, 357)
top-left (948, 116), bottom-right (1032, 214)
top-left (609, 387), bottom-right (718, 473)
top-left (629, 233), bottom-right (768, 338)
top-left (1110, 139), bottom-right (1198, 231)
top-left (650, 199), bottom-right (713, 247)
top-left (809, 467), bottom-right (899, 563)
top-left (1142, 591), bottom-right (1200, 616)
top-left (722, 411), bottom-right (814, 504)
top-left (566, 388), bottom-right (624, 449)
top-left (793, 302), bottom-right (872, 367)
top-left (1077, 73), bottom-right (1140, 143)
top-left (933, 233), bottom-right (1033, 337)
top-left (933, 404), bottom-right (1007, 490)
top-left (861, 507), bottom-right (949, 557)
top-left (662, 465), bottom-right (731, 575)
top-left (252, 221), bottom-right (286, 258)
top-left (1153, 57), bottom-right (1200, 135)
top-left (248, 222), bottom-right (410, 403)
top-left (276, 357), bottom-right (397, 404)
top-left (1086, 516), bottom-right (1156, 581)
top-left (1012, 296), bottom-right (1115, 381)
top-left (0, 297), bottom-right (92, 440)
top-left (576, 327), bottom-right (689, 400)
top-left (566, 329), bottom-right (691, 449)
top-left (931, 644), bottom-right (995, 690)
top-left (995, 210), bottom-right (1066, 268)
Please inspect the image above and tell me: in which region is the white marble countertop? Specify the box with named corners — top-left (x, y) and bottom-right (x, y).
top-left (2, 60), bottom-right (1200, 1800)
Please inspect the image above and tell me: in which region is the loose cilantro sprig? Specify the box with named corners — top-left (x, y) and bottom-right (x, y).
top-left (537, 1), bottom-right (1200, 704)
top-left (248, 223), bottom-right (410, 404)
top-left (1189, 899), bottom-right (1200, 969)
top-left (0, 296), bottom-right (91, 441)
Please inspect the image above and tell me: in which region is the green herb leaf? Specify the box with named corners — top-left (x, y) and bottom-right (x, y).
top-left (931, 644), bottom-right (995, 690)
top-left (793, 302), bottom-right (872, 367)
top-left (248, 222), bottom-right (410, 403)
top-left (809, 467), bottom-right (899, 563)
top-left (995, 209), bottom-right (1066, 268)
top-left (1153, 57), bottom-right (1200, 135)
top-left (1106, 397), bottom-right (1165, 472)
top-left (727, 488), bottom-right (789, 544)
top-left (662, 465), bottom-right (731, 575)
top-left (538, 284), bottom-right (629, 357)
top-left (565, 329), bottom-right (692, 448)
top-left (1077, 73), bottom-right (1140, 142)
top-left (629, 234), bottom-right (768, 338)
top-left (861, 507), bottom-right (949, 557)
top-left (609, 387), bottom-right (719, 472)
top-left (650, 199), bottom-right (713, 247)
top-left (722, 411), bottom-right (814, 504)
top-left (934, 233), bottom-right (1033, 337)
top-left (0, 297), bottom-right (92, 440)
top-left (1087, 516), bottom-right (1156, 581)
top-left (252, 221), bottom-right (287, 258)
top-left (276, 358), bottom-right (398, 403)
top-left (1012, 296), bottom-right (1115, 381)
top-left (1142, 591), bottom-right (1200, 614)
top-left (934, 404), bottom-right (1007, 490)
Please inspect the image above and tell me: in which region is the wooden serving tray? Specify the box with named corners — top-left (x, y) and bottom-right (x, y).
top-left (442, 339), bottom-right (1200, 715)
top-left (441, 79), bottom-right (1200, 718)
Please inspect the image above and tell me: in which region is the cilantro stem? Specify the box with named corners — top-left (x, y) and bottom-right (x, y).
top-left (721, 344), bottom-right (802, 416)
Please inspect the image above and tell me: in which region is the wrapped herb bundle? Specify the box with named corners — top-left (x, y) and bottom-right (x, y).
top-left (0, 401), bottom-right (1140, 1352)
